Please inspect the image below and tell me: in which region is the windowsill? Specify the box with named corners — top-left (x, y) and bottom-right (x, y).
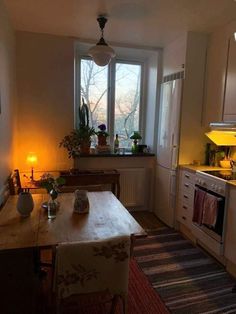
top-left (77, 152), bottom-right (155, 158)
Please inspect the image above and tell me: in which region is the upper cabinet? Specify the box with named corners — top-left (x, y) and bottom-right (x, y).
top-left (203, 20), bottom-right (236, 126)
top-left (223, 36), bottom-right (236, 122)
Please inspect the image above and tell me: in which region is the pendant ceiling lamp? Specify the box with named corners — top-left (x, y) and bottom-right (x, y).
top-left (88, 16), bottom-right (115, 67)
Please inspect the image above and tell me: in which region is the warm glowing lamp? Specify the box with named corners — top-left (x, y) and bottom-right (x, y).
top-left (26, 152), bottom-right (38, 181)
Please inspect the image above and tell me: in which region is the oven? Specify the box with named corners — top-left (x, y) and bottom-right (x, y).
top-left (192, 171), bottom-right (228, 256)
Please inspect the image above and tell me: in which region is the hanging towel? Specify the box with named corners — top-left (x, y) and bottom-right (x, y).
top-left (192, 188), bottom-right (206, 225)
top-left (202, 193), bottom-right (219, 228)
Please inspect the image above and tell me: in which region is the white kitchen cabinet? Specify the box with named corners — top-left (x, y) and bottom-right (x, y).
top-left (223, 36), bottom-right (236, 121)
top-left (176, 169), bottom-right (195, 229)
top-left (224, 185), bottom-right (236, 265)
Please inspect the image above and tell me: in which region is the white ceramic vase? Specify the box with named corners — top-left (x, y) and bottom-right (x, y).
top-left (17, 191), bottom-right (34, 217)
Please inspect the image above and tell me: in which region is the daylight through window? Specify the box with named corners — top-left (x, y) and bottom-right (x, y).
top-left (79, 58), bottom-right (143, 149)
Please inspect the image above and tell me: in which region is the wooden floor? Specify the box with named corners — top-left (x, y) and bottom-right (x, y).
top-left (0, 211), bottom-right (162, 314)
top-left (131, 210), bottom-right (165, 230)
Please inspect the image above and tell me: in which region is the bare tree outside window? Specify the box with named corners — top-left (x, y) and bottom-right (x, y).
top-left (79, 58), bottom-right (141, 148)
top-left (115, 63), bottom-right (141, 148)
top-left (80, 59), bottom-right (108, 129)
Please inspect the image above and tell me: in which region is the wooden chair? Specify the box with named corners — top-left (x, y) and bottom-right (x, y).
top-left (0, 169), bottom-right (21, 211)
top-left (8, 169), bottom-right (22, 195)
top-left (53, 235), bottom-right (131, 314)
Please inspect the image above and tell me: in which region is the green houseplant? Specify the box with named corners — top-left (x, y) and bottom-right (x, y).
top-left (96, 124), bottom-right (109, 146)
top-left (60, 99), bottom-right (95, 157)
top-left (130, 131), bottom-right (142, 153)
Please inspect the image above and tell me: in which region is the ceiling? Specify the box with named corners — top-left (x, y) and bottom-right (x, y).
top-left (4, 0), bottom-right (236, 48)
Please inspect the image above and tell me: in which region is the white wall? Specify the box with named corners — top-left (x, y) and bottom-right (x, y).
top-left (144, 52), bottom-right (159, 150)
top-left (179, 32), bottom-right (208, 165)
top-left (16, 31), bottom-right (75, 171)
top-left (0, 0), bottom-right (16, 200)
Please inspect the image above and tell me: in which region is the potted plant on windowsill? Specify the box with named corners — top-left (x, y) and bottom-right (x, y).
top-left (59, 99), bottom-right (95, 157)
top-left (130, 131), bottom-right (142, 153)
top-left (96, 124), bottom-right (109, 146)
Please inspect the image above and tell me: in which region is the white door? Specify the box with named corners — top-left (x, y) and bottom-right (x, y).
top-left (154, 164), bottom-right (176, 227)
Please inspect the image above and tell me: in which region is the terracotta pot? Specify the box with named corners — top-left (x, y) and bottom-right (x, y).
top-left (97, 134), bottom-right (107, 146)
top-left (80, 140), bottom-right (91, 154)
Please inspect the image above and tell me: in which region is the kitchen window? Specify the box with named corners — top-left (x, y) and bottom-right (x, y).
top-left (75, 57), bottom-right (144, 149)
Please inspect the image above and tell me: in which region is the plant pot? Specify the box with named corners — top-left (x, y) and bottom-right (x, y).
top-left (17, 191), bottom-right (34, 217)
top-left (80, 140), bottom-right (91, 154)
top-left (97, 134), bottom-right (107, 146)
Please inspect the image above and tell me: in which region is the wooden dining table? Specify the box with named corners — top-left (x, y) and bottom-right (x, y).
top-left (0, 191), bottom-right (146, 251)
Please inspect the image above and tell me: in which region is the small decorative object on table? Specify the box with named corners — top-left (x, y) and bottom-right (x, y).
top-left (38, 173), bottom-right (65, 218)
top-left (74, 190), bottom-right (89, 214)
top-left (17, 191), bottom-right (34, 217)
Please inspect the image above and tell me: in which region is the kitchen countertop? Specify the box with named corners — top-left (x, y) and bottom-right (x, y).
top-left (179, 164), bottom-right (223, 172)
top-left (179, 164), bottom-right (236, 187)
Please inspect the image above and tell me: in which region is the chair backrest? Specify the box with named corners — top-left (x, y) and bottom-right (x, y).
top-left (54, 235), bottom-right (130, 302)
top-left (8, 169), bottom-right (22, 195)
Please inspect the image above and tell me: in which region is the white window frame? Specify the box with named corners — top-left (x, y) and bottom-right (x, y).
top-left (75, 46), bottom-right (146, 147)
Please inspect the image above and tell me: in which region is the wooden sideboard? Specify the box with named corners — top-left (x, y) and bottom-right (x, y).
top-left (59, 169), bottom-right (120, 199)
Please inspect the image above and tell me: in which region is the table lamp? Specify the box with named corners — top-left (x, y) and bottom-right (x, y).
top-left (26, 152), bottom-right (38, 181)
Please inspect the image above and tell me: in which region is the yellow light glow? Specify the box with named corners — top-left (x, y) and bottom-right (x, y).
top-left (26, 152), bottom-right (38, 165)
top-left (205, 131), bottom-right (236, 146)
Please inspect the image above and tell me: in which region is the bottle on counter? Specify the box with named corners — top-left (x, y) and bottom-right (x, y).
top-left (114, 134), bottom-right (119, 153)
top-left (205, 143), bottom-right (211, 166)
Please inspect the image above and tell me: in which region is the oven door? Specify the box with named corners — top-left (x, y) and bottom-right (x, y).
top-left (192, 185), bottom-right (226, 255)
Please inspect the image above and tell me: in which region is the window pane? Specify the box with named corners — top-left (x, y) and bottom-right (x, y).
top-left (114, 63), bottom-right (141, 148)
top-left (80, 59), bottom-right (108, 129)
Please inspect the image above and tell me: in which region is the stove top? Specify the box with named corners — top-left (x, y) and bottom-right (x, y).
top-left (202, 170), bottom-right (236, 181)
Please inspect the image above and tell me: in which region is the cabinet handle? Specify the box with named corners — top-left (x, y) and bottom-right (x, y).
top-left (183, 205), bottom-right (188, 209)
top-left (184, 183), bottom-right (189, 187)
top-left (183, 195), bottom-right (188, 199)
top-left (185, 174), bottom-right (190, 178)
top-left (182, 216), bottom-right (186, 220)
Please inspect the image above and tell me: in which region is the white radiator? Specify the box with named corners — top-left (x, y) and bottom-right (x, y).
top-left (117, 168), bottom-right (147, 208)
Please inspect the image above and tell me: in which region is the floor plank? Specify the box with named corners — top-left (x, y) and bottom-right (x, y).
top-left (130, 211), bottom-right (164, 230)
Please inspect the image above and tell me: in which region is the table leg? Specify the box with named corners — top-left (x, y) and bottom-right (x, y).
top-left (33, 247), bottom-right (48, 278)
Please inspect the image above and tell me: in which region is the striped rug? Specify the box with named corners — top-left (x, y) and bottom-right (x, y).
top-left (134, 227), bottom-right (236, 314)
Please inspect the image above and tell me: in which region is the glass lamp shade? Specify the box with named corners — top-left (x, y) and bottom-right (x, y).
top-left (88, 44), bottom-right (116, 66)
top-left (26, 152), bottom-right (38, 166)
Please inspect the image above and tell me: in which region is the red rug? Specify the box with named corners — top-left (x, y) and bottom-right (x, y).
top-left (128, 259), bottom-right (169, 314)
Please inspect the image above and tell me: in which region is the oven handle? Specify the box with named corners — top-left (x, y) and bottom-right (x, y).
top-left (195, 184), bottom-right (225, 199)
